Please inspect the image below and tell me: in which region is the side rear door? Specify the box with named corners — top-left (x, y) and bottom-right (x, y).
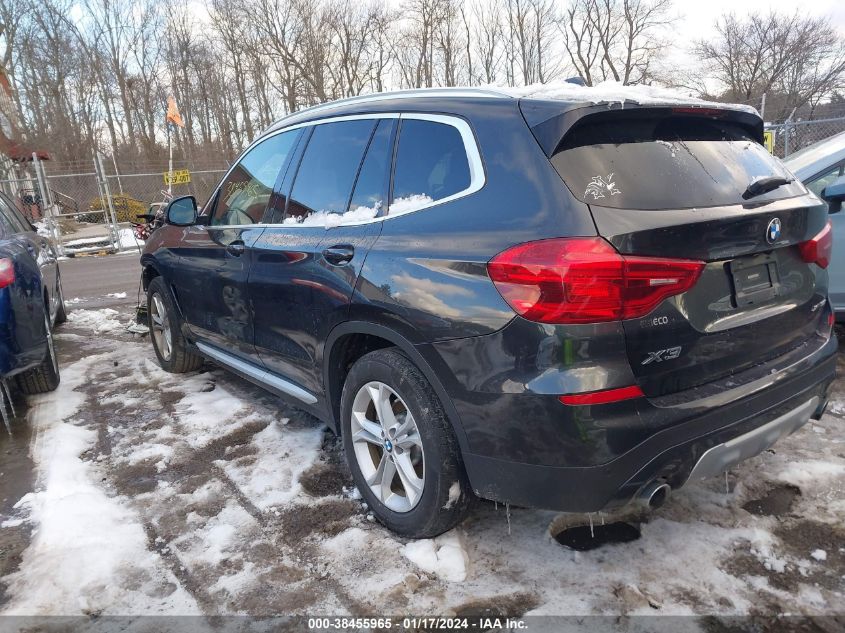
top-left (249, 116), bottom-right (393, 396)
top-left (172, 129), bottom-right (300, 360)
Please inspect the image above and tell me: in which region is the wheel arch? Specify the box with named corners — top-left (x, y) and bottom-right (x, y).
top-left (323, 321), bottom-right (470, 454)
top-left (141, 258), bottom-right (161, 291)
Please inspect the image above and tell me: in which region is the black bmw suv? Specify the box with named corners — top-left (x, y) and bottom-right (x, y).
top-left (141, 87), bottom-right (836, 538)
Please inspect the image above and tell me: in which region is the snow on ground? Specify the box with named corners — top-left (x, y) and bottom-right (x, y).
top-left (65, 308), bottom-right (127, 333)
top-left (0, 305), bottom-right (843, 619)
top-left (1, 352), bottom-right (198, 615)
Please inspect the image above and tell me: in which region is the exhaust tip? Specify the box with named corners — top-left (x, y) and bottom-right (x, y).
top-left (637, 482), bottom-right (671, 510)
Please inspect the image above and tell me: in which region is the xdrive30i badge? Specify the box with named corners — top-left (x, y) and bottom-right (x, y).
top-left (766, 218), bottom-right (782, 244)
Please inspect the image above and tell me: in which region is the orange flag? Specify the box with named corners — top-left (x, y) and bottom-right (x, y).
top-left (166, 95), bottom-right (185, 127)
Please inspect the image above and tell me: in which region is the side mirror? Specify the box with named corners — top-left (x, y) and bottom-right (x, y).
top-left (166, 195), bottom-right (198, 226)
top-left (821, 175), bottom-right (845, 215)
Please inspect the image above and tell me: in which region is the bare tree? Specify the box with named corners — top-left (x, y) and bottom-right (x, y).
top-left (470, 0), bottom-right (504, 84)
top-left (503, 0), bottom-right (560, 85)
top-left (560, 0), bottom-right (672, 86)
top-left (694, 11), bottom-right (845, 118)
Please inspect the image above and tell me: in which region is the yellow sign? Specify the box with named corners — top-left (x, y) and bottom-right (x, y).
top-left (163, 169), bottom-right (191, 185)
top-left (763, 130), bottom-right (774, 154)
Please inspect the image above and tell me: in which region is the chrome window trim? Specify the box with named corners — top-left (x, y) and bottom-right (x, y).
top-left (263, 87), bottom-right (510, 134)
top-left (204, 112), bottom-right (485, 230)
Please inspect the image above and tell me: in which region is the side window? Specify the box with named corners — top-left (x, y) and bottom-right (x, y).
top-left (349, 119), bottom-right (395, 216)
top-left (0, 194), bottom-right (30, 233)
top-left (806, 164), bottom-right (844, 198)
top-left (286, 119), bottom-right (376, 224)
top-left (0, 196), bottom-right (22, 235)
top-left (390, 119), bottom-right (471, 215)
top-left (210, 130), bottom-right (298, 226)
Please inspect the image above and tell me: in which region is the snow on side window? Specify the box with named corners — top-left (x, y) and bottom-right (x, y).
top-left (283, 119), bottom-right (395, 228)
top-left (389, 194), bottom-right (434, 216)
top-left (286, 119), bottom-right (375, 225)
top-left (389, 119), bottom-right (470, 216)
top-left (282, 203), bottom-right (381, 228)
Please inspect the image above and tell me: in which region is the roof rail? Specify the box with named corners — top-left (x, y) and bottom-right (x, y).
top-left (264, 87), bottom-right (512, 133)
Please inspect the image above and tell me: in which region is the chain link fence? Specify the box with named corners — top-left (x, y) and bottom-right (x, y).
top-left (0, 154), bottom-right (226, 257)
top-left (765, 116), bottom-right (845, 159)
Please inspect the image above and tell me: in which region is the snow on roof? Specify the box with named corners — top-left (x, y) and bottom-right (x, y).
top-left (484, 79), bottom-right (760, 115)
top-left (264, 81), bottom-right (758, 135)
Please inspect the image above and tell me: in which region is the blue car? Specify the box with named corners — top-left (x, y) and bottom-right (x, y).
top-left (0, 191), bottom-right (65, 394)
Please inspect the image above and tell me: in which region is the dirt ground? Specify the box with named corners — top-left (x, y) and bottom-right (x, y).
top-left (0, 294), bottom-right (843, 623)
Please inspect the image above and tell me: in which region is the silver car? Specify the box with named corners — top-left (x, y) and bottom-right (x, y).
top-left (785, 131), bottom-right (845, 319)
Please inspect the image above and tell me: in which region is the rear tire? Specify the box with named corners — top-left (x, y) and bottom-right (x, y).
top-left (16, 308), bottom-right (60, 394)
top-left (147, 276), bottom-right (203, 373)
top-left (54, 270), bottom-right (67, 326)
top-left (340, 348), bottom-right (473, 538)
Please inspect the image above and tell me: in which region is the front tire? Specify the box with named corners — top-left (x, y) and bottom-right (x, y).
top-left (16, 308), bottom-right (60, 394)
top-left (340, 348), bottom-right (472, 538)
top-left (147, 276), bottom-right (203, 373)
top-left (54, 270), bottom-right (67, 326)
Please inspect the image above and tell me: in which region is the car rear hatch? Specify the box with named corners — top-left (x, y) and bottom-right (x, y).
top-left (526, 102), bottom-right (832, 397)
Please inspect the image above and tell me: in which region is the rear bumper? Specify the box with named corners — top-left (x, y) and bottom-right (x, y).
top-left (461, 332), bottom-right (836, 512)
top-left (685, 395), bottom-right (820, 483)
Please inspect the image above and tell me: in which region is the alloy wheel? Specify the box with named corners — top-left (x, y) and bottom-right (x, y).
top-left (350, 381), bottom-right (425, 513)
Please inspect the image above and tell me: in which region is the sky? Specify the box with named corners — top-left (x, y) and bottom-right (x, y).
top-left (671, 0), bottom-right (845, 54)
top-left (653, 0), bottom-right (845, 99)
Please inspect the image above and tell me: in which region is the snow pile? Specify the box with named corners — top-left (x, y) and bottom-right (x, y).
top-left (215, 419), bottom-right (323, 510)
top-left (34, 220), bottom-right (52, 238)
top-left (178, 497), bottom-right (251, 567)
top-left (486, 79), bottom-right (759, 114)
top-left (811, 549), bottom-right (827, 562)
top-left (401, 530), bottom-right (469, 582)
top-left (66, 308), bottom-right (126, 333)
top-left (118, 227), bottom-right (143, 250)
top-left (774, 460), bottom-right (845, 488)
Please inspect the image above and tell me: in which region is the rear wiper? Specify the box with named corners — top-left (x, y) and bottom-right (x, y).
top-left (742, 176), bottom-right (794, 200)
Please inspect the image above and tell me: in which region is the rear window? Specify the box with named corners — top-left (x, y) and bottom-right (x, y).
top-left (550, 114), bottom-right (804, 210)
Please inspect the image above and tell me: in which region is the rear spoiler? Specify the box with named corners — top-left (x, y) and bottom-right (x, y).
top-left (519, 100), bottom-right (764, 157)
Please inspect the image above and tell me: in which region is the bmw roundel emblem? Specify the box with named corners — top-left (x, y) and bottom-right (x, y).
top-left (766, 218), bottom-right (782, 244)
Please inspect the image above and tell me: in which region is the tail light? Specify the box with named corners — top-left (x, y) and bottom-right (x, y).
top-left (559, 385), bottom-right (645, 406)
top-left (487, 237), bottom-right (704, 324)
top-left (798, 221), bottom-right (832, 269)
top-left (0, 259), bottom-right (14, 288)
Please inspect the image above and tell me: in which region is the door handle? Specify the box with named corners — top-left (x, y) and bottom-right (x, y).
top-left (226, 240), bottom-right (245, 256)
top-left (322, 244), bottom-right (355, 266)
